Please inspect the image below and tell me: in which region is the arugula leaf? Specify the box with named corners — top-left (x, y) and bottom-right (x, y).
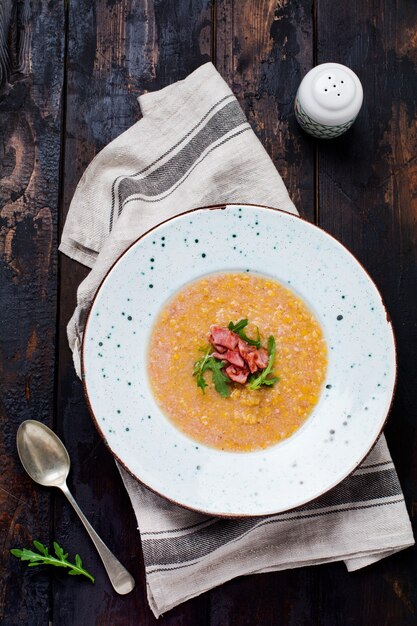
top-left (196, 375), bottom-right (208, 393)
top-left (193, 349), bottom-right (231, 397)
top-left (11, 541), bottom-right (95, 583)
top-left (228, 319), bottom-right (261, 348)
top-left (53, 541), bottom-right (67, 561)
top-left (227, 318), bottom-right (248, 333)
top-left (204, 358), bottom-right (231, 398)
top-left (33, 540), bottom-right (48, 556)
top-left (248, 335), bottom-right (279, 390)
top-left (193, 349), bottom-right (211, 393)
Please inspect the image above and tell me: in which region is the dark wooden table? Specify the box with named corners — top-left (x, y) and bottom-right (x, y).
top-left (1, 1), bottom-right (417, 624)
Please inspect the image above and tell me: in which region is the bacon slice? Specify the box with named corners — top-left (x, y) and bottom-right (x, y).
top-left (208, 326), bottom-right (238, 351)
top-left (244, 350), bottom-right (260, 374)
top-left (226, 349), bottom-right (246, 368)
top-left (225, 365), bottom-right (250, 384)
top-left (237, 337), bottom-right (256, 356)
top-left (212, 349), bottom-right (245, 368)
top-left (236, 338), bottom-right (268, 373)
top-left (256, 348), bottom-right (269, 368)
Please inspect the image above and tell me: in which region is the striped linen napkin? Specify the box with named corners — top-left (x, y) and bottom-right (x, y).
top-left (60, 62), bottom-right (414, 617)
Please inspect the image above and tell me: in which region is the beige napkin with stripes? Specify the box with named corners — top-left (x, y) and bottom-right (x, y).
top-left (60, 62), bottom-right (414, 617)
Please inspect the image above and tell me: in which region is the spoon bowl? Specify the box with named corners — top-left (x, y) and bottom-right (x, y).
top-left (17, 420), bottom-right (70, 487)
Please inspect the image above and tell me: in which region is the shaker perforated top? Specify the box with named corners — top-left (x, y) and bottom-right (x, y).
top-left (297, 63), bottom-right (363, 126)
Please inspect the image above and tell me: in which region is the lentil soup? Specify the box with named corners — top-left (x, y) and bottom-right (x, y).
top-left (148, 272), bottom-right (327, 452)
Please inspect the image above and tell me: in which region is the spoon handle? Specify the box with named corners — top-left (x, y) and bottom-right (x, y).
top-left (60, 483), bottom-right (135, 595)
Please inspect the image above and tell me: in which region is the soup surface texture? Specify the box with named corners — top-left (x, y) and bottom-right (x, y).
top-left (148, 272), bottom-right (327, 452)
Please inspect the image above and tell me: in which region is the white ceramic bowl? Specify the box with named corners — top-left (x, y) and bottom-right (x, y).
top-left (82, 204), bottom-right (396, 516)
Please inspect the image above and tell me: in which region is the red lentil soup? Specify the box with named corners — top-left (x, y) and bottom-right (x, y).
top-left (148, 272), bottom-right (327, 452)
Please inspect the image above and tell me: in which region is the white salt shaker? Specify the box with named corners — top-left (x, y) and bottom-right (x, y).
top-left (295, 63), bottom-right (363, 139)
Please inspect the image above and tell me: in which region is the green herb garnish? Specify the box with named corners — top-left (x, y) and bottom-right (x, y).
top-left (10, 541), bottom-right (95, 583)
top-left (193, 351), bottom-right (231, 397)
top-left (228, 319), bottom-right (261, 348)
top-left (193, 348), bottom-right (211, 393)
top-left (248, 335), bottom-right (279, 390)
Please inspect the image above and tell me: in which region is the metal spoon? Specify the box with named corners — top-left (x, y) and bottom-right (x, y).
top-left (16, 419), bottom-right (135, 595)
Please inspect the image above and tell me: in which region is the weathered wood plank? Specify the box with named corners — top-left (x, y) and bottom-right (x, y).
top-left (55, 1), bottom-right (213, 624)
top-left (0, 0), bottom-right (65, 624)
top-left (316, 1), bottom-right (417, 624)
top-left (216, 0), bottom-right (315, 218)
top-left (211, 2), bottom-right (317, 624)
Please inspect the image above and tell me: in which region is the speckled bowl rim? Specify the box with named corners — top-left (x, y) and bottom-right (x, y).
top-left (81, 203), bottom-right (397, 518)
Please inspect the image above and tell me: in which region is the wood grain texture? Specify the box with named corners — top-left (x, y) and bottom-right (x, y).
top-left (216, 0), bottom-right (315, 219)
top-left (0, 0), bottom-right (64, 624)
top-left (55, 1), bottom-right (212, 624)
top-left (316, 1), bottom-right (417, 624)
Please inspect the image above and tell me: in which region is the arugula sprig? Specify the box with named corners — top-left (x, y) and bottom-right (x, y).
top-left (193, 350), bottom-right (231, 398)
top-left (10, 541), bottom-right (95, 583)
top-left (193, 348), bottom-right (211, 393)
top-left (228, 319), bottom-right (261, 349)
top-left (248, 335), bottom-right (279, 390)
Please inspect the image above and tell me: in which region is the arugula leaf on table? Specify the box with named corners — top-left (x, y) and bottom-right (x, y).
top-left (10, 541), bottom-right (95, 583)
top-left (228, 319), bottom-right (261, 348)
top-left (193, 349), bottom-right (231, 397)
top-left (248, 335), bottom-right (279, 390)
